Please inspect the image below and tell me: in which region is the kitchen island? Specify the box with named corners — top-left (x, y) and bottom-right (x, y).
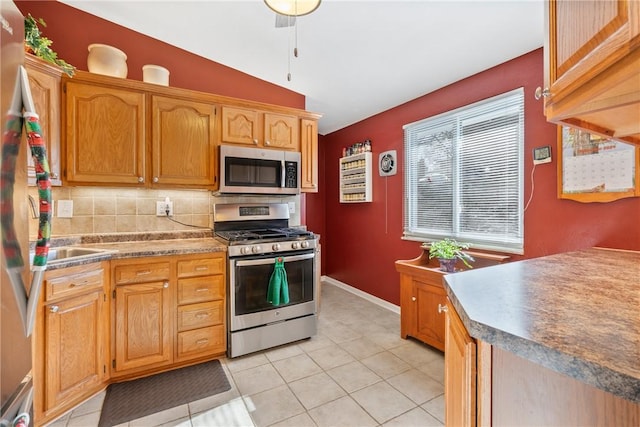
top-left (443, 247), bottom-right (639, 425)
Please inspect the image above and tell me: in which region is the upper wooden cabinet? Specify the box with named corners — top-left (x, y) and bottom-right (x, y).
top-left (221, 106), bottom-right (300, 150)
top-left (543, 0), bottom-right (640, 145)
top-left (25, 54), bottom-right (63, 186)
top-left (64, 80), bottom-right (146, 186)
top-left (301, 118), bottom-right (319, 192)
top-left (150, 95), bottom-right (218, 187)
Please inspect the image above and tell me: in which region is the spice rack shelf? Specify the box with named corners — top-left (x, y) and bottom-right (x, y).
top-left (340, 152), bottom-right (372, 203)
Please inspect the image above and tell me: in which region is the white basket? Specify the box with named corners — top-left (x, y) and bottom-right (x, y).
top-left (143, 64), bottom-right (170, 86)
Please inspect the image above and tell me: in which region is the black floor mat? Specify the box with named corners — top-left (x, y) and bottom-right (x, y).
top-left (98, 359), bottom-right (231, 426)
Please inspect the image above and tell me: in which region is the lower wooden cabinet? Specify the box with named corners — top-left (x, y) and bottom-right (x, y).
top-left (111, 253), bottom-right (226, 379)
top-left (33, 262), bottom-right (109, 426)
top-left (444, 300), bottom-right (477, 427)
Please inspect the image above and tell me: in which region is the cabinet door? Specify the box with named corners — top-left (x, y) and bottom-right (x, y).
top-left (414, 280), bottom-right (447, 351)
top-left (221, 106), bottom-right (260, 146)
top-left (25, 55), bottom-right (62, 186)
top-left (399, 273), bottom-right (417, 339)
top-left (151, 96), bottom-right (218, 188)
top-left (114, 281), bottom-right (172, 373)
top-left (300, 118), bottom-right (318, 192)
top-left (445, 301), bottom-right (477, 427)
top-left (264, 112), bottom-right (299, 150)
top-left (64, 81), bottom-right (146, 185)
top-left (44, 290), bottom-right (105, 412)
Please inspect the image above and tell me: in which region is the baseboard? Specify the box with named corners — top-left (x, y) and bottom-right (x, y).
top-left (320, 275), bottom-right (400, 315)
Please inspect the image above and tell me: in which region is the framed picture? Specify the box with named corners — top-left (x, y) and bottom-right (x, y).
top-left (557, 126), bottom-right (640, 203)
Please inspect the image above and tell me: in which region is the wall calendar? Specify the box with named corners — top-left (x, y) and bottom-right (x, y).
top-left (558, 126), bottom-right (639, 203)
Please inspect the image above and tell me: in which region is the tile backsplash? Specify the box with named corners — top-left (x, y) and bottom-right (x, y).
top-left (28, 186), bottom-right (301, 240)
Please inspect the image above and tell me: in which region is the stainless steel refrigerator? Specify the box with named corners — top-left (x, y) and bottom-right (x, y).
top-left (1, 1), bottom-right (52, 425)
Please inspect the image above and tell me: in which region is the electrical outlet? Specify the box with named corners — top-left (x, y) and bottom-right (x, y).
top-left (156, 201), bottom-right (174, 217)
top-left (288, 202), bottom-right (296, 214)
top-left (57, 200), bottom-right (73, 218)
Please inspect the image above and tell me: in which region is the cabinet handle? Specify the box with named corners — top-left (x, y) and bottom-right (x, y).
top-left (196, 288), bottom-right (209, 292)
top-left (137, 176), bottom-right (144, 183)
top-left (438, 304), bottom-right (448, 313)
top-left (195, 266), bottom-right (208, 271)
top-left (411, 296), bottom-right (416, 302)
top-left (196, 312), bottom-right (210, 319)
top-left (196, 339), bottom-right (209, 345)
top-left (50, 305), bottom-right (59, 313)
top-left (534, 86), bottom-right (550, 100)
top-left (153, 176), bottom-right (159, 183)
top-left (136, 270), bottom-right (151, 276)
top-left (50, 172), bottom-right (58, 179)
top-left (163, 281), bottom-right (169, 288)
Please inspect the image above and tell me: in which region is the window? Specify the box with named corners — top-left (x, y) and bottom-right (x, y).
top-left (403, 88), bottom-right (524, 253)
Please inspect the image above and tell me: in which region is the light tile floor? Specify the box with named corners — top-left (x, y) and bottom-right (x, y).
top-left (46, 282), bottom-right (445, 427)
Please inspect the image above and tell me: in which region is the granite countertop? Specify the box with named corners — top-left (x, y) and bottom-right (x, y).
top-left (443, 247), bottom-right (640, 403)
top-left (43, 231), bottom-right (226, 270)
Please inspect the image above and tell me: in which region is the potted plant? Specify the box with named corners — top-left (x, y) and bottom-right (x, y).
top-left (24, 14), bottom-right (75, 76)
top-left (424, 238), bottom-right (474, 272)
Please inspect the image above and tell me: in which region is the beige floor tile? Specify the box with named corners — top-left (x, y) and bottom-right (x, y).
top-left (188, 386), bottom-right (242, 416)
top-left (350, 381), bottom-right (416, 424)
top-left (421, 394), bottom-right (445, 423)
top-left (319, 321), bottom-right (361, 343)
top-left (155, 417), bottom-right (193, 427)
top-left (224, 353), bottom-right (270, 374)
top-left (296, 334), bottom-right (334, 352)
top-left (307, 344), bottom-right (355, 370)
top-left (243, 385), bottom-right (305, 427)
top-left (264, 343), bottom-right (304, 362)
top-left (272, 353), bottom-right (323, 383)
top-left (190, 397), bottom-right (254, 427)
top-left (339, 337), bottom-right (385, 359)
top-left (67, 411), bottom-right (101, 427)
top-left (326, 361), bottom-right (381, 393)
top-left (360, 351), bottom-right (411, 379)
top-left (307, 396), bottom-right (377, 427)
top-left (367, 330), bottom-right (408, 349)
top-left (268, 412), bottom-right (317, 427)
top-left (70, 390), bottom-right (105, 417)
top-left (382, 407), bottom-right (443, 427)
top-left (418, 357), bottom-right (445, 384)
top-left (389, 341), bottom-right (442, 367)
top-left (289, 372), bottom-right (346, 410)
top-left (128, 404), bottom-right (190, 427)
top-left (387, 369), bottom-right (445, 404)
top-left (232, 363), bottom-right (285, 396)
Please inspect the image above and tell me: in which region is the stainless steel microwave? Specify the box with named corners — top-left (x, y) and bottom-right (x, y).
top-left (219, 145), bottom-right (301, 195)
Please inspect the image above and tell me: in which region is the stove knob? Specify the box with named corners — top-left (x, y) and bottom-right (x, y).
top-left (301, 241), bottom-right (309, 249)
top-left (240, 247), bottom-right (250, 255)
top-left (272, 243), bottom-right (281, 251)
top-left (291, 242), bottom-right (300, 250)
top-left (252, 245), bottom-right (261, 254)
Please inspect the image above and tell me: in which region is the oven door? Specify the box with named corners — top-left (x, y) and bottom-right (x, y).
top-left (229, 251), bottom-right (316, 331)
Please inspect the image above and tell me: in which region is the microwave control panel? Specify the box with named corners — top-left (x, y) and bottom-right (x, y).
top-left (284, 161), bottom-right (298, 188)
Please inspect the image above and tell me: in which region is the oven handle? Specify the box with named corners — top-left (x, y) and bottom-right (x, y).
top-left (281, 160), bottom-right (286, 188)
top-left (235, 252), bottom-right (314, 267)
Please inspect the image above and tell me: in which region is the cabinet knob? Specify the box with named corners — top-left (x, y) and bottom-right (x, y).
top-left (253, 139), bottom-right (259, 145)
top-left (265, 140), bottom-right (271, 146)
top-left (50, 305), bottom-right (59, 313)
top-left (153, 176), bottom-right (159, 183)
top-left (438, 304), bottom-right (448, 314)
top-left (137, 176), bottom-right (144, 183)
top-left (534, 86), bottom-right (551, 100)
top-left (50, 172), bottom-right (58, 179)
top-left (411, 296), bottom-right (416, 302)
top-left (163, 281), bottom-right (169, 288)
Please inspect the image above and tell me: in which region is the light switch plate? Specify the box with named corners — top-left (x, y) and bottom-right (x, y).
top-left (57, 200), bottom-right (73, 218)
top-left (288, 202), bottom-right (296, 214)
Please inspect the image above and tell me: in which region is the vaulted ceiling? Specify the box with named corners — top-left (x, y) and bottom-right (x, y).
top-left (60, 0), bottom-right (544, 135)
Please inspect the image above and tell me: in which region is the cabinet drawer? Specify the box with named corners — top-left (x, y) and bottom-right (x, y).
top-left (177, 275), bottom-right (224, 305)
top-left (177, 325), bottom-right (225, 359)
top-left (177, 257), bottom-right (224, 278)
top-left (45, 267), bottom-right (104, 301)
top-left (177, 301), bottom-right (223, 332)
top-left (113, 262), bottom-right (170, 285)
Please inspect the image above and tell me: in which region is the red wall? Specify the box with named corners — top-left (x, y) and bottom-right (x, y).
top-left (15, 1), bottom-right (304, 108)
top-left (308, 48), bottom-right (640, 305)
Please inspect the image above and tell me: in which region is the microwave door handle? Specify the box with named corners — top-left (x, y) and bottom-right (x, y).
top-left (281, 160), bottom-right (286, 188)
top-left (235, 253), bottom-right (315, 267)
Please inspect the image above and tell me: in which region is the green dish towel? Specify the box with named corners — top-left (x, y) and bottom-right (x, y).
top-left (267, 257), bottom-right (289, 306)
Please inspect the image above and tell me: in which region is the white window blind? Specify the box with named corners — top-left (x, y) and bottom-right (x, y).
top-left (403, 88), bottom-right (524, 253)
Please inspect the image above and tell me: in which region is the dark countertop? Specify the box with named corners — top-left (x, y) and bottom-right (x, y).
top-left (43, 231), bottom-right (226, 270)
top-left (443, 247), bottom-right (640, 403)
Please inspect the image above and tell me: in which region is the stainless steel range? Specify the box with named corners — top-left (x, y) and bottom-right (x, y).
top-left (214, 203), bottom-right (318, 358)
